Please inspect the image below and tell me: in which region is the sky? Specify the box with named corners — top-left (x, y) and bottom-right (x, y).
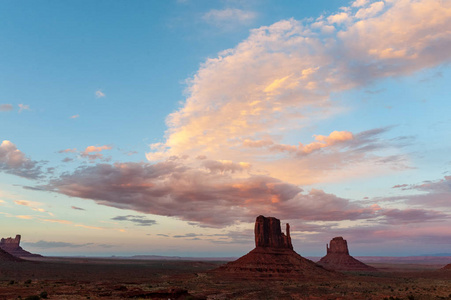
top-left (0, 0), bottom-right (450, 257)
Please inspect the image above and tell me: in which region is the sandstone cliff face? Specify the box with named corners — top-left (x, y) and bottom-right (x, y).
top-left (327, 237), bottom-right (349, 255)
top-left (254, 215), bottom-right (292, 249)
top-left (0, 235), bottom-right (41, 258)
top-left (214, 216), bottom-right (334, 278)
top-left (318, 236), bottom-right (376, 272)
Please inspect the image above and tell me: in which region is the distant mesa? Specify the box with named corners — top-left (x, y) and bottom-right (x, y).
top-left (0, 235), bottom-right (42, 258)
top-left (317, 237), bottom-right (377, 272)
top-left (214, 215), bottom-right (333, 278)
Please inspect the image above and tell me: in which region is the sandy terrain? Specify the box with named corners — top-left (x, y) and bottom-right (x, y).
top-left (0, 257), bottom-right (450, 300)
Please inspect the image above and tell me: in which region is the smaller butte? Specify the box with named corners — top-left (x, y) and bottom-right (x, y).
top-left (0, 235), bottom-right (42, 258)
top-left (317, 237), bottom-right (377, 272)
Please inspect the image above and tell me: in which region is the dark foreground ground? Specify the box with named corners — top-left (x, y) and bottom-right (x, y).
top-left (0, 257), bottom-right (450, 300)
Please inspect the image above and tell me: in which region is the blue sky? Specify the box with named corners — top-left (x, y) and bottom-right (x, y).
top-left (1, 0), bottom-right (450, 257)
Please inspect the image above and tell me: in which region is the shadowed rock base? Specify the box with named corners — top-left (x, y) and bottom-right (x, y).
top-left (317, 237), bottom-right (377, 272)
top-left (0, 247), bottom-right (23, 262)
top-left (215, 247), bottom-right (332, 278)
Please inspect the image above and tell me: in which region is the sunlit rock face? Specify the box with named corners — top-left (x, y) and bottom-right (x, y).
top-left (0, 235), bottom-right (41, 258)
top-left (318, 236), bottom-right (377, 272)
top-left (213, 216), bottom-right (334, 278)
top-left (254, 215), bottom-right (292, 249)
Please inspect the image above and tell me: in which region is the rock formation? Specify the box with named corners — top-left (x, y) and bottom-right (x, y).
top-left (0, 235), bottom-right (42, 258)
top-left (442, 263), bottom-right (451, 270)
top-left (317, 237), bottom-right (377, 271)
top-left (255, 215), bottom-right (292, 249)
top-left (214, 215), bottom-right (333, 278)
top-left (0, 247), bottom-right (23, 262)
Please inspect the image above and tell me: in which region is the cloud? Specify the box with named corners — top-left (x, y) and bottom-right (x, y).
top-left (70, 114), bottom-right (79, 119)
top-left (28, 0), bottom-right (451, 237)
top-left (203, 8), bottom-right (256, 27)
top-left (18, 104), bottom-right (30, 113)
top-left (147, 0), bottom-right (449, 187)
top-left (386, 176), bottom-right (451, 208)
top-left (352, 0), bottom-right (369, 7)
top-left (71, 206), bottom-right (85, 211)
top-left (0, 104), bottom-right (13, 112)
top-left (111, 215), bottom-right (157, 227)
top-left (39, 159), bottom-right (431, 227)
top-left (58, 148), bottom-right (77, 153)
top-left (355, 1), bottom-right (384, 19)
top-left (83, 145), bottom-right (112, 153)
top-left (24, 240), bottom-right (94, 248)
top-left (0, 140), bottom-right (43, 179)
top-left (80, 145), bottom-right (112, 161)
top-left (95, 90), bottom-right (105, 98)
top-left (62, 157), bottom-right (74, 163)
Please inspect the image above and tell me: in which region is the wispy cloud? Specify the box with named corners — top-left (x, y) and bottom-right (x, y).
top-left (203, 8), bottom-right (256, 28)
top-left (18, 104), bottom-right (30, 113)
top-left (71, 206), bottom-right (85, 211)
top-left (111, 215), bottom-right (157, 227)
top-left (95, 90), bottom-right (105, 98)
top-left (70, 114), bottom-right (79, 119)
top-left (0, 104), bottom-right (13, 112)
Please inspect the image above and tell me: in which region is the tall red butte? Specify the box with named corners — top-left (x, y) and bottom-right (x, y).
top-left (317, 237), bottom-right (377, 271)
top-left (214, 215), bottom-right (333, 278)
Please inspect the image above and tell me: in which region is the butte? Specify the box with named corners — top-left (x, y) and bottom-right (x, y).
top-left (0, 235), bottom-right (42, 258)
top-left (214, 215), bottom-right (333, 278)
top-left (317, 236), bottom-right (377, 272)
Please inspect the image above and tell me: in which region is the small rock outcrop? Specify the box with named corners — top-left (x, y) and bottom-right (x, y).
top-left (317, 237), bottom-right (377, 271)
top-left (0, 235), bottom-right (42, 258)
top-left (214, 216), bottom-right (333, 278)
top-left (442, 263), bottom-right (451, 270)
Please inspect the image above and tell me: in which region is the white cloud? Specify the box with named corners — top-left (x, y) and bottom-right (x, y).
top-left (203, 8), bottom-right (256, 27)
top-left (95, 90), bottom-right (105, 98)
top-left (355, 1), bottom-right (385, 19)
top-left (352, 0), bottom-right (369, 7)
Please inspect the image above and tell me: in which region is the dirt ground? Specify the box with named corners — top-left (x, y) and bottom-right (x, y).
top-left (0, 257), bottom-right (450, 300)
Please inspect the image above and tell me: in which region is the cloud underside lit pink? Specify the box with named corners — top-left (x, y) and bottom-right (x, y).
top-left (41, 161), bottom-right (449, 227)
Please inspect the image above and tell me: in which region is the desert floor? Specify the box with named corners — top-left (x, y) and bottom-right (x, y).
top-left (0, 257), bottom-right (450, 300)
